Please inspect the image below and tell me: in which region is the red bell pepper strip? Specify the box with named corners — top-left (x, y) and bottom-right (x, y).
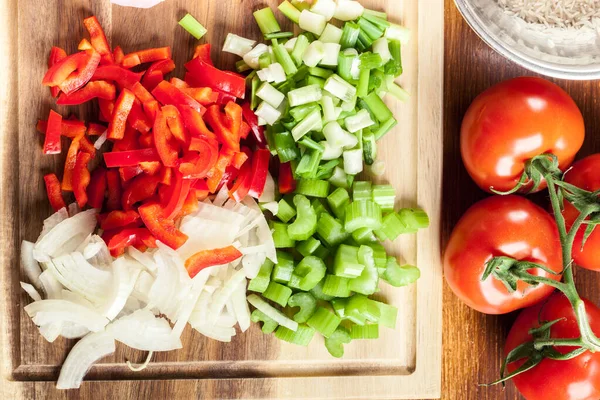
top-left (98, 98), bottom-right (115, 122)
top-left (159, 167), bottom-right (172, 185)
top-left (184, 57), bottom-right (245, 99)
top-left (83, 16), bottom-right (113, 65)
top-left (57, 80), bottom-right (115, 105)
top-left (228, 155), bottom-right (253, 202)
top-left (185, 246), bottom-right (242, 278)
top-left (143, 100), bottom-right (160, 123)
top-left (204, 104), bottom-right (239, 152)
top-left (145, 59), bottom-right (175, 77)
top-left (180, 137), bottom-right (219, 179)
top-left (181, 87), bottom-right (218, 106)
top-left (130, 82), bottom-right (154, 103)
top-left (217, 165), bottom-right (240, 193)
top-left (170, 77), bottom-right (189, 89)
top-left (121, 173), bottom-right (161, 210)
top-left (206, 151), bottom-right (234, 193)
top-left (139, 161), bottom-right (162, 175)
top-left (43, 110), bottom-right (62, 154)
top-left (161, 170), bottom-right (193, 220)
top-left (179, 105), bottom-right (216, 142)
top-left (48, 47), bottom-right (67, 97)
top-left (216, 90), bottom-right (238, 105)
top-left (241, 101), bottom-right (266, 148)
top-left (231, 151), bottom-right (249, 169)
top-left (62, 136), bottom-right (82, 191)
top-left (112, 127), bottom-right (139, 153)
top-left (104, 148), bottom-right (160, 167)
top-left (153, 109), bottom-right (179, 167)
top-left (87, 167), bottom-right (107, 209)
top-left (138, 202), bottom-right (188, 249)
top-left (58, 49), bottom-right (101, 95)
top-left (99, 210), bottom-right (141, 231)
top-left (122, 47), bottom-right (172, 68)
top-left (79, 136), bottom-right (96, 158)
top-left (42, 51), bottom-right (89, 87)
top-left (106, 169), bottom-right (122, 210)
top-left (224, 101), bottom-right (242, 137)
top-left (37, 119), bottom-right (87, 139)
top-left (91, 65), bottom-right (143, 89)
top-left (138, 132), bottom-right (154, 149)
top-left (78, 39), bottom-right (93, 51)
top-left (44, 173), bottom-right (67, 212)
top-left (141, 70), bottom-right (163, 92)
top-left (113, 46), bottom-right (125, 65)
top-left (192, 179), bottom-right (210, 200)
top-left (162, 105), bottom-right (187, 144)
top-left (279, 162), bottom-right (296, 194)
top-left (240, 121), bottom-right (251, 140)
top-left (127, 99), bottom-right (152, 133)
top-left (247, 149), bottom-right (270, 198)
top-left (87, 123), bottom-right (106, 136)
top-left (179, 189), bottom-right (200, 217)
top-left (152, 80), bottom-right (205, 115)
top-left (105, 227), bottom-right (157, 257)
top-left (192, 44), bottom-right (213, 65)
top-left (119, 166), bottom-right (143, 182)
top-left (108, 88), bottom-right (136, 140)
top-left (72, 151), bottom-right (92, 208)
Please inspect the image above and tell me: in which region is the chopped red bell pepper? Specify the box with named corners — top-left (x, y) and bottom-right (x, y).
top-left (162, 105), bottom-right (187, 144)
top-left (44, 173), bottom-right (66, 212)
top-left (72, 151), bottom-right (92, 208)
top-left (145, 59), bottom-right (175, 77)
top-left (231, 151), bottom-right (249, 169)
top-left (279, 162), bottom-right (296, 194)
top-left (98, 98), bottom-right (115, 122)
top-left (217, 164), bottom-right (239, 192)
top-left (43, 110), bottom-right (62, 154)
top-left (99, 210), bottom-right (141, 231)
top-left (38, 119), bottom-right (93, 139)
top-left (122, 47), bottom-right (172, 68)
top-left (142, 71), bottom-right (163, 92)
top-left (179, 189), bottom-right (200, 217)
top-left (180, 137), bottom-right (219, 179)
top-left (42, 51), bottom-right (89, 87)
top-left (138, 202), bottom-right (188, 249)
top-left (48, 47), bottom-right (67, 97)
top-left (181, 87), bottom-right (218, 106)
top-left (121, 173), bottom-right (161, 210)
top-left (143, 100), bottom-right (160, 123)
top-left (139, 161), bottom-right (161, 175)
top-left (119, 166), bottom-right (143, 182)
top-left (205, 104), bottom-right (239, 152)
top-left (108, 88), bottom-right (136, 140)
top-left (104, 148), bottom-right (160, 168)
top-left (62, 136), bottom-right (82, 191)
top-left (241, 101), bottom-right (266, 148)
top-left (105, 227), bottom-right (157, 257)
top-left (170, 77), bottom-right (189, 89)
top-left (78, 39), bottom-right (93, 51)
top-left (247, 149), bottom-right (270, 198)
top-left (57, 80), bottom-right (115, 105)
top-left (83, 16), bottom-right (113, 65)
top-left (138, 132), bottom-right (154, 149)
top-left (79, 136), bottom-right (96, 158)
top-left (240, 121), bottom-right (251, 140)
top-left (159, 167), bottom-right (172, 185)
top-left (130, 82), bottom-right (154, 103)
top-left (91, 65), bottom-right (143, 89)
top-left (127, 99), bottom-right (152, 133)
top-left (112, 125), bottom-right (139, 152)
top-left (216, 90), bottom-right (238, 106)
top-left (179, 105), bottom-right (216, 142)
top-left (184, 57), bottom-right (245, 98)
top-left (192, 179), bottom-right (210, 200)
top-left (153, 109), bottom-right (179, 167)
top-left (224, 101), bottom-right (242, 138)
top-left (106, 169), bottom-right (122, 210)
top-left (152, 80), bottom-right (205, 115)
top-left (58, 49), bottom-right (101, 95)
top-left (160, 170), bottom-right (193, 219)
top-left (185, 246), bottom-right (242, 278)
top-left (192, 44), bottom-right (213, 65)
top-left (228, 154), bottom-right (253, 201)
top-left (206, 150), bottom-right (234, 193)
top-left (87, 167), bottom-right (107, 209)
top-left (87, 123), bottom-right (106, 136)
top-left (113, 46), bottom-right (125, 65)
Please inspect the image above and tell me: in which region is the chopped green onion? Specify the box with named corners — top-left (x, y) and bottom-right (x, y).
top-left (275, 324), bottom-right (316, 345)
top-left (324, 327), bottom-right (352, 358)
top-left (290, 102), bottom-right (320, 122)
top-left (358, 17), bottom-right (384, 41)
top-left (251, 76), bottom-right (260, 109)
top-left (343, 148), bottom-right (363, 175)
top-left (320, 43), bottom-right (341, 67)
top-left (323, 121), bottom-right (358, 149)
top-left (310, 278), bottom-right (335, 301)
top-left (319, 23), bottom-right (343, 44)
top-left (247, 294), bottom-right (298, 331)
top-left (307, 307), bottom-right (342, 338)
top-left (363, 8), bottom-right (388, 20)
top-left (248, 259), bottom-right (274, 293)
top-left (357, 68), bottom-right (370, 98)
top-left (295, 178), bottom-right (330, 198)
top-left (223, 33), bottom-right (256, 57)
top-left (301, 40), bottom-right (325, 67)
top-left (299, 136), bottom-right (326, 152)
top-left (288, 85), bottom-right (323, 108)
top-left (340, 22), bottom-right (361, 50)
top-left (333, 244), bottom-right (364, 278)
top-left (385, 79), bottom-right (410, 102)
top-left (178, 13), bottom-right (207, 39)
top-left (272, 251), bottom-right (295, 283)
top-left (383, 257), bottom-right (420, 287)
top-left (387, 39), bottom-right (403, 76)
top-left (263, 281), bottom-right (293, 307)
top-left (345, 109), bottom-right (374, 133)
top-left (257, 82), bottom-right (285, 108)
top-left (251, 309), bottom-right (279, 333)
top-left (270, 221), bottom-right (296, 248)
top-left (255, 101), bottom-right (281, 125)
top-left (265, 31), bottom-right (294, 40)
top-left (259, 52), bottom-right (272, 70)
top-left (236, 59), bottom-right (251, 73)
top-left (316, 213), bottom-right (349, 246)
top-left (274, 131), bottom-right (300, 162)
top-left (362, 12), bottom-right (390, 30)
top-left (288, 292), bottom-right (317, 323)
top-left (327, 187), bottom-right (350, 219)
top-left (362, 130), bottom-right (377, 164)
top-left (299, 9), bottom-right (327, 35)
top-left (324, 74), bottom-right (357, 103)
top-left (272, 40), bottom-right (298, 75)
top-left (309, 66), bottom-right (334, 79)
top-left (306, 75), bottom-right (326, 88)
top-left (287, 195), bottom-right (318, 240)
top-left (254, 7), bottom-right (281, 35)
top-left (372, 37), bottom-right (391, 64)
top-left (328, 166), bottom-right (349, 189)
top-left (373, 117), bottom-right (397, 140)
top-left (291, 109), bottom-right (322, 141)
top-left (279, 0), bottom-right (302, 23)
top-left (359, 52), bottom-right (383, 70)
top-left (322, 274), bottom-right (352, 297)
top-left (310, 0), bottom-right (336, 20)
top-left (373, 300), bottom-right (398, 329)
top-left (350, 324), bottom-right (379, 339)
top-left (362, 91), bottom-right (393, 122)
top-left (320, 141), bottom-right (342, 162)
top-left (291, 34), bottom-right (311, 66)
top-left (291, 255), bottom-right (327, 291)
top-left (385, 23), bottom-right (411, 45)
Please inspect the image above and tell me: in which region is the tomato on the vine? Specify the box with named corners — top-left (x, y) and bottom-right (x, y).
top-left (505, 293), bottom-right (600, 400)
top-left (444, 195), bottom-right (562, 314)
top-left (562, 154), bottom-right (600, 271)
top-left (461, 77), bottom-right (585, 193)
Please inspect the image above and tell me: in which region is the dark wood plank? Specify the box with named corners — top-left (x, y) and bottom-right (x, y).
top-left (443, 1), bottom-right (600, 399)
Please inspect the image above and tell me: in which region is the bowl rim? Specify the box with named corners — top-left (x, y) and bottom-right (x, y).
top-left (453, 0), bottom-right (600, 80)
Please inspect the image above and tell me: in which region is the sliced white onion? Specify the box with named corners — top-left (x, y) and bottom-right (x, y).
top-left (82, 240), bottom-right (104, 260)
top-left (20, 282), bottom-right (42, 301)
top-left (109, 309), bottom-right (182, 351)
top-left (86, 236), bottom-right (112, 269)
top-left (25, 300), bottom-right (109, 332)
top-left (127, 246), bottom-right (157, 273)
top-left (243, 43), bottom-right (268, 69)
top-left (223, 33), bottom-right (256, 57)
top-left (37, 208), bottom-right (69, 242)
top-left (68, 202), bottom-right (80, 217)
top-left (208, 269), bottom-right (246, 324)
top-left (39, 270), bottom-right (63, 299)
top-left (189, 291), bottom-right (213, 327)
top-left (60, 322), bottom-right (90, 339)
top-left (247, 294), bottom-right (298, 331)
top-left (21, 240), bottom-right (42, 288)
top-left (131, 270), bottom-right (155, 304)
top-left (194, 324), bottom-right (235, 342)
top-left (56, 331), bottom-right (115, 389)
top-left (39, 322), bottom-right (63, 342)
top-left (242, 197), bottom-right (277, 263)
top-left (93, 130), bottom-right (108, 149)
top-left (101, 257), bottom-right (141, 320)
top-left (61, 289), bottom-right (94, 307)
top-left (147, 250), bottom-right (182, 320)
top-left (333, 0), bottom-right (364, 21)
top-left (172, 269), bottom-right (210, 338)
top-left (231, 279), bottom-right (251, 332)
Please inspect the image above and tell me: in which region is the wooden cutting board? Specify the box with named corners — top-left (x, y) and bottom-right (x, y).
top-left (0, 0), bottom-right (443, 398)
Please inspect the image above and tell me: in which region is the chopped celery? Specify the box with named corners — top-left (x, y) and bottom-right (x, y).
top-left (316, 213), bottom-right (350, 246)
top-left (344, 200), bottom-right (382, 232)
top-left (383, 257), bottom-right (420, 287)
top-left (398, 208), bottom-right (430, 229)
top-left (288, 292), bottom-right (317, 323)
top-left (372, 184), bottom-right (395, 211)
top-left (333, 244), bottom-right (364, 278)
top-left (254, 7), bottom-right (281, 35)
top-left (311, 198), bottom-right (329, 217)
top-left (248, 259), bottom-right (275, 293)
top-left (270, 221), bottom-right (296, 248)
top-left (292, 255), bottom-right (327, 291)
top-left (353, 181), bottom-right (372, 202)
top-left (297, 237), bottom-right (322, 257)
top-left (324, 326), bottom-right (352, 357)
top-left (374, 211), bottom-right (415, 241)
top-left (251, 309), bottom-right (279, 333)
top-left (179, 13), bottom-right (207, 39)
top-left (310, 278), bottom-right (335, 301)
top-left (331, 298), bottom-right (348, 318)
top-left (351, 227), bottom-right (377, 244)
top-left (263, 281), bottom-right (293, 307)
top-left (275, 324), bottom-right (316, 345)
top-left (272, 251), bottom-right (295, 283)
top-left (307, 307), bottom-right (342, 337)
top-left (346, 294), bottom-right (381, 324)
top-left (349, 246), bottom-right (379, 295)
top-left (288, 195), bottom-right (318, 240)
top-left (322, 275), bottom-right (352, 297)
top-left (327, 187), bottom-right (350, 219)
top-left (350, 324), bottom-right (379, 339)
top-left (277, 197), bottom-right (297, 223)
top-left (367, 243), bottom-right (388, 275)
top-left (373, 300), bottom-right (398, 329)
top-left (295, 178), bottom-right (330, 198)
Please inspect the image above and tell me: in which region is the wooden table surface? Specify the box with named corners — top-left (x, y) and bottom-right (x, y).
top-left (442, 1), bottom-right (600, 399)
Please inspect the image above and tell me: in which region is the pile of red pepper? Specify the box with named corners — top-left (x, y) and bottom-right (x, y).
top-left (38, 16), bottom-right (270, 258)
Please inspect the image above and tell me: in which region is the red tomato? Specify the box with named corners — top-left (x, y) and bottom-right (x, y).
top-left (562, 154), bottom-right (600, 271)
top-left (461, 77), bottom-right (584, 193)
top-left (444, 195), bottom-right (562, 314)
top-left (505, 293), bottom-right (600, 400)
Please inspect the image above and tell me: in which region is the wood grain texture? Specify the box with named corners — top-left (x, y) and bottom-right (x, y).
top-left (1, 0), bottom-right (443, 399)
top-left (442, 1), bottom-right (600, 399)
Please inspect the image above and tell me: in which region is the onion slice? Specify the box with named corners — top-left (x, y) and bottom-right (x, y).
top-left (109, 309), bottom-right (182, 351)
top-left (20, 282), bottom-right (42, 301)
top-left (21, 241), bottom-right (42, 288)
top-left (25, 299), bottom-right (109, 332)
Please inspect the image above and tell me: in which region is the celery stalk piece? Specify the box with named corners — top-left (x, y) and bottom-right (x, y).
top-left (287, 195), bottom-right (318, 241)
top-left (248, 294), bottom-right (298, 331)
top-left (248, 259), bottom-right (275, 293)
top-left (275, 324), bottom-right (315, 345)
top-left (263, 282), bottom-right (293, 307)
top-left (350, 324), bottom-right (379, 339)
top-left (295, 178), bottom-right (330, 198)
top-left (383, 257), bottom-right (420, 287)
top-left (307, 307), bottom-right (341, 337)
top-left (251, 309), bottom-right (279, 333)
top-left (288, 292), bottom-right (317, 323)
top-left (324, 327), bottom-right (352, 357)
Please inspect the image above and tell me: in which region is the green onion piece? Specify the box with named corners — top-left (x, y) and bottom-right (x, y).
top-left (279, 0), bottom-right (302, 24)
top-left (236, 59), bottom-right (251, 73)
top-left (292, 109), bottom-right (322, 141)
top-left (387, 39), bottom-right (403, 76)
top-left (348, 246), bottom-right (379, 295)
top-left (346, 294), bottom-right (381, 324)
top-left (331, 298), bottom-right (347, 318)
top-left (288, 195), bottom-right (318, 240)
top-left (306, 75), bottom-right (326, 88)
top-left (399, 208), bottom-right (430, 229)
top-left (362, 92), bottom-right (392, 123)
top-left (274, 131), bottom-right (301, 162)
top-left (350, 324), bottom-right (379, 339)
top-left (248, 259), bottom-right (275, 293)
top-left (277, 197), bottom-right (297, 223)
top-left (385, 79), bottom-right (410, 102)
top-left (263, 282), bottom-right (293, 307)
top-left (327, 187), bottom-right (350, 219)
top-left (299, 9), bottom-right (327, 36)
top-left (288, 292), bottom-right (317, 323)
top-left (337, 51), bottom-right (358, 84)
top-left (316, 159), bottom-right (340, 179)
top-left (363, 8), bottom-right (388, 20)
top-left (385, 23), bottom-right (411, 45)
top-left (357, 68), bottom-right (370, 99)
top-left (340, 22), bottom-right (360, 50)
top-left (272, 40), bottom-right (298, 75)
top-left (372, 184), bottom-right (395, 211)
top-left (351, 227), bottom-right (377, 244)
top-left (362, 130), bottom-right (377, 165)
top-left (291, 255), bottom-right (327, 291)
top-left (251, 76), bottom-right (260, 110)
top-left (257, 82), bottom-right (285, 108)
top-left (297, 237), bottom-right (322, 257)
top-left (324, 74), bottom-right (357, 103)
top-left (356, 30), bottom-right (374, 51)
top-left (270, 220), bottom-right (296, 248)
top-left (359, 52), bottom-right (383, 70)
top-left (291, 34), bottom-right (311, 66)
top-left (373, 117), bottom-right (397, 140)
top-left (295, 178), bottom-right (330, 198)
top-left (309, 66), bottom-right (334, 79)
top-left (324, 326), bottom-right (352, 358)
top-left (275, 324), bottom-right (316, 346)
top-left (296, 149), bottom-right (323, 178)
top-left (322, 275), bottom-right (352, 297)
top-left (328, 166), bottom-right (349, 189)
top-left (259, 52), bottom-right (272, 70)
top-left (299, 136), bottom-right (326, 152)
top-left (253, 7), bottom-right (281, 35)
top-left (352, 181), bottom-right (372, 202)
top-left (265, 31), bottom-right (294, 40)
top-left (288, 84), bottom-right (323, 108)
top-left (272, 251), bottom-right (295, 283)
top-left (290, 102), bottom-right (320, 121)
top-left (320, 95), bottom-right (337, 123)
top-left (358, 18), bottom-right (384, 41)
top-left (362, 12), bottom-right (390, 30)
top-left (178, 13), bottom-right (207, 39)
top-left (310, 278), bottom-right (335, 301)
top-left (373, 300), bottom-right (398, 329)
top-left (307, 307), bottom-right (342, 338)
top-left (344, 200), bottom-right (382, 233)
top-left (383, 257), bottom-right (420, 287)
top-left (251, 309), bottom-right (279, 333)
top-left (316, 213), bottom-right (350, 246)
top-left (333, 244), bottom-right (364, 278)
top-left (248, 294), bottom-right (298, 331)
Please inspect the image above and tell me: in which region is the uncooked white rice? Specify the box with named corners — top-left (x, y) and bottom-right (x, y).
top-left (497, 0), bottom-right (600, 29)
